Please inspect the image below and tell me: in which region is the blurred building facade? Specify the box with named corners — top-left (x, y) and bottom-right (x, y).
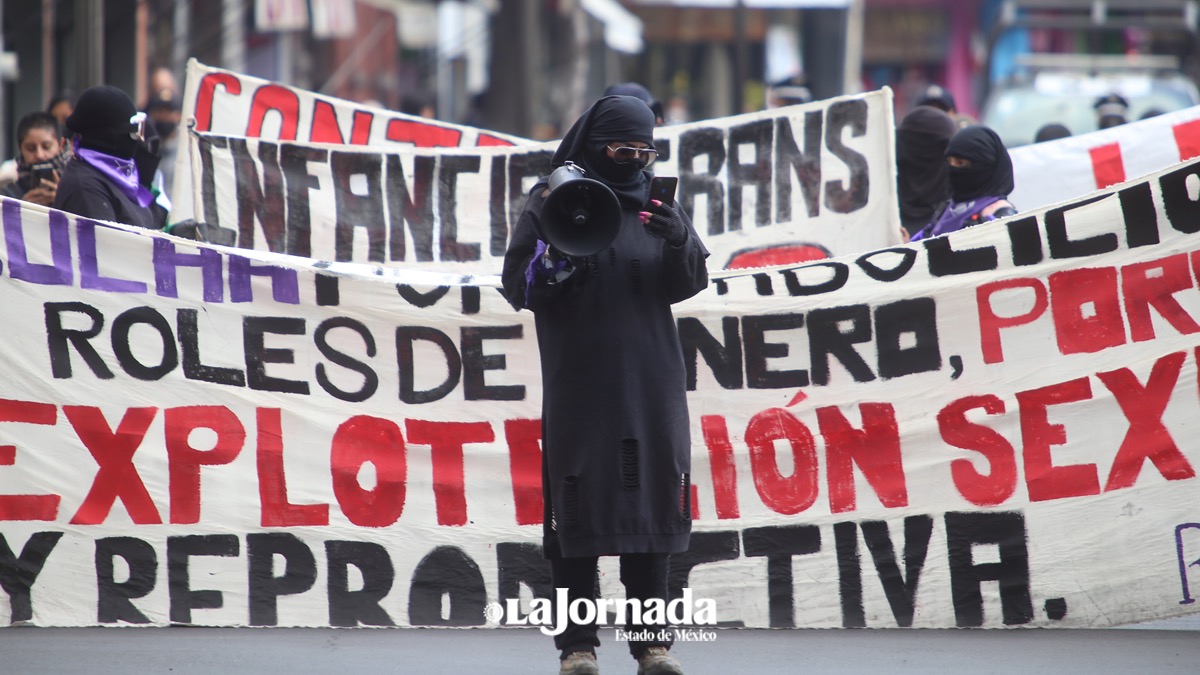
top-left (2, 0), bottom-right (1197, 157)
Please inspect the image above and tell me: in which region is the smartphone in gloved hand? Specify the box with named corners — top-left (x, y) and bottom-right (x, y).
top-left (646, 176), bottom-right (678, 207)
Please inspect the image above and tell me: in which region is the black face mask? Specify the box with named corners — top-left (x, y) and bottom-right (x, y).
top-left (948, 164), bottom-right (989, 200)
top-left (154, 119), bottom-right (179, 139)
top-left (584, 142), bottom-right (644, 183)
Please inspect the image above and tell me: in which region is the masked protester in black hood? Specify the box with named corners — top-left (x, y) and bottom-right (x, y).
top-left (54, 85), bottom-right (168, 230)
top-left (895, 106), bottom-right (957, 237)
top-left (910, 125), bottom-right (1016, 241)
top-left (502, 95), bottom-right (708, 675)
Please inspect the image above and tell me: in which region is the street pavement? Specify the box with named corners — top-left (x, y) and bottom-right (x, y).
top-left (0, 620), bottom-right (1197, 674)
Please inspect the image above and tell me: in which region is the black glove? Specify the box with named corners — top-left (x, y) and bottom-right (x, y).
top-left (641, 199), bottom-right (687, 246)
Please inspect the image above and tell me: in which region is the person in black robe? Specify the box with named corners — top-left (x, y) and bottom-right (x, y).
top-left (895, 105), bottom-right (957, 237)
top-left (502, 95), bottom-right (708, 675)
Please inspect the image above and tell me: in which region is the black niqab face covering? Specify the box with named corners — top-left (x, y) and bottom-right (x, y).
top-left (551, 95), bottom-right (656, 208)
top-left (896, 106), bottom-right (957, 229)
top-left (945, 125), bottom-right (1014, 202)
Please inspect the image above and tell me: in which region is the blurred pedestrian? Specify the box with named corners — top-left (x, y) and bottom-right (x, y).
top-left (916, 84), bottom-right (973, 128)
top-left (1034, 123), bottom-right (1071, 143)
top-left (55, 85), bottom-right (167, 230)
top-left (3, 111), bottom-right (70, 206)
top-left (896, 106), bottom-right (957, 237)
top-left (766, 74), bottom-right (813, 109)
top-left (911, 125), bottom-right (1016, 241)
top-left (502, 95), bottom-right (707, 675)
top-left (149, 66), bottom-right (180, 102)
top-left (47, 93), bottom-right (74, 129)
top-left (401, 92), bottom-right (437, 119)
top-left (603, 82), bottom-right (665, 125)
top-left (1095, 93), bottom-right (1129, 129)
top-left (145, 94), bottom-right (183, 199)
top-left (664, 94), bottom-right (690, 125)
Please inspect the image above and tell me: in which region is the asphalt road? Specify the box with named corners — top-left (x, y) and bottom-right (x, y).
top-left (0, 621), bottom-right (1197, 674)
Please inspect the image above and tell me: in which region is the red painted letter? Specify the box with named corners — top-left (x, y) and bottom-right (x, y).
top-left (819, 403), bottom-right (907, 514)
top-left (257, 408), bottom-right (329, 526)
top-left (246, 84), bottom-right (300, 140)
top-left (1122, 254), bottom-right (1200, 342)
top-left (701, 415), bottom-right (740, 519)
top-left (1097, 351), bottom-right (1195, 491)
top-left (165, 406), bottom-right (245, 524)
top-left (503, 418), bottom-right (543, 526)
top-left (1048, 266), bottom-right (1126, 355)
top-left (1017, 378), bottom-right (1099, 502)
top-left (64, 406), bottom-right (161, 524)
top-left (194, 73), bottom-right (241, 132)
top-left (745, 408), bottom-right (818, 515)
top-left (330, 415), bottom-right (407, 527)
top-left (407, 420), bottom-right (494, 527)
top-left (0, 399), bottom-right (61, 520)
top-left (976, 278), bottom-right (1049, 364)
top-left (386, 119), bottom-right (462, 148)
top-left (940, 395), bottom-right (1016, 507)
top-left (1089, 142), bottom-right (1126, 189)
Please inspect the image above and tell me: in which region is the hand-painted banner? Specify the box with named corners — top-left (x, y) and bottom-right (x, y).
top-left (170, 59), bottom-right (531, 224)
top-left (186, 89), bottom-right (902, 272)
top-left (3, 152), bottom-right (1200, 629)
top-left (1010, 103), bottom-right (1200, 211)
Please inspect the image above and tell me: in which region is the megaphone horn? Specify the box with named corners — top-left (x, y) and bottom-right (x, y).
top-left (540, 161), bottom-right (622, 258)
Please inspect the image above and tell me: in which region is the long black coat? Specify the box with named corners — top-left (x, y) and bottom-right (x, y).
top-left (502, 186), bottom-right (708, 558)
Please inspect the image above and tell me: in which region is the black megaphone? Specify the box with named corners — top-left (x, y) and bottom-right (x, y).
top-left (540, 161), bottom-right (622, 257)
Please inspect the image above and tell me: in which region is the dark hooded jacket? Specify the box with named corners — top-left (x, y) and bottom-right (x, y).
top-left (53, 85), bottom-right (166, 230)
top-left (896, 106), bottom-right (957, 235)
top-left (911, 125), bottom-right (1015, 241)
top-left (501, 96), bottom-right (709, 558)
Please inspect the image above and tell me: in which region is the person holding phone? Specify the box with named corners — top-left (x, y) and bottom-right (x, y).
top-left (3, 112), bottom-right (70, 206)
top-left (502, 95), bottom-right (708, 675)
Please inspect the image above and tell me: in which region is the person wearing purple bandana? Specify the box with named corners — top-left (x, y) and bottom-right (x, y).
top-left (502, 95), bottom-right (708, 675)
top-left (54, 85), bottom-right (166, 230)
top-left (910, 125), bottom-right (1017, 242)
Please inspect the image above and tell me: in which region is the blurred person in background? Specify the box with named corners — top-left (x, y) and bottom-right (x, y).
top-left (149, 66), bottom-right (180, 102)
top-left (911, 125), bottom-right (1016, 241)
top-left (145, 94), bottom-right (183, 199)
top-left (664, 94), bottom-right (690, 125)
top-left (1034, 123), bottom-right (1072, 143)
top-left (916, 84), bottom-right (973, 128)
top-left (766, 74), bottom-right (813, 109)
top-left (1095, 93), bottom-right (1129, 129)
top-left (895, 106), bottom-right (957, 238)
top-left (3, 111), bottom-right (71, 206)
top-left (55, 85), bottom-right (167, 230)
top-left (604, 82), bottom-right (665, 126)
top-left (401, 92), bottom-right (437, 119)
top-left (47, 93), bottom-right (75, 132)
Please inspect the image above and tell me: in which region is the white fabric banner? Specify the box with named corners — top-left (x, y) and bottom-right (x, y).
top-left (170, 60), bottom-right (530, 225)
top-left (3, 152), bottom-right (1200, 628)
top-left (1009, 104), bottom-right (1200, 212)
top-left (187, 89), bottom-right (902, 271)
